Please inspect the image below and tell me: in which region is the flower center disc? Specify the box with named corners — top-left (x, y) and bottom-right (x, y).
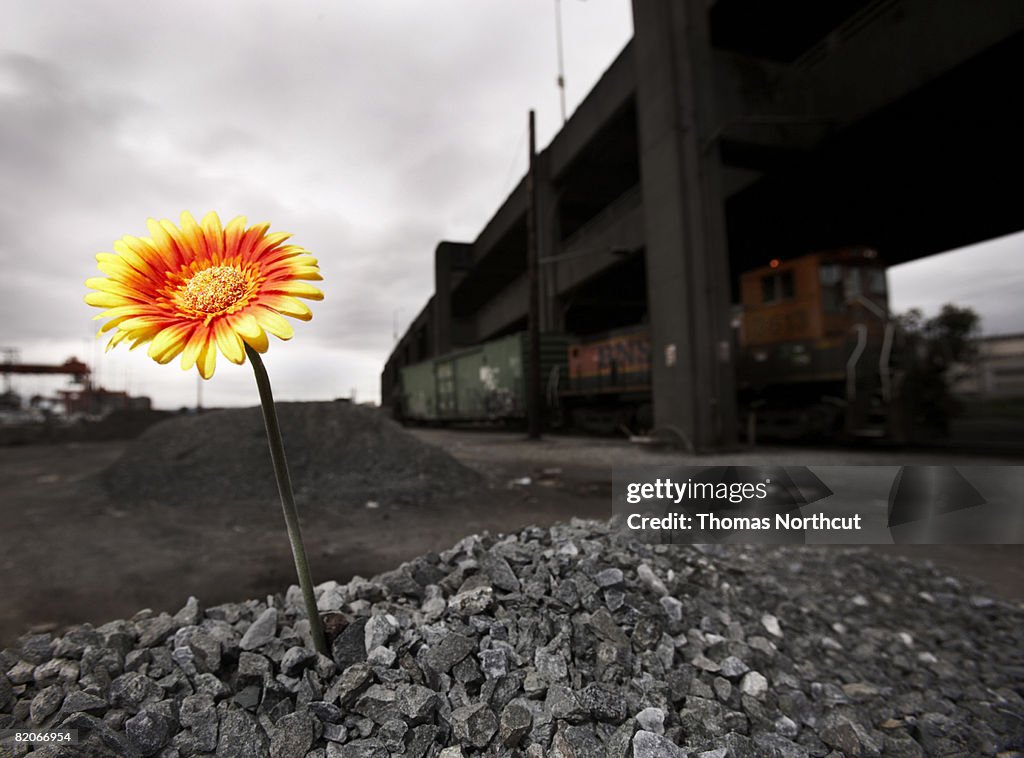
top-left (181, 266), bottom-right (247, 313)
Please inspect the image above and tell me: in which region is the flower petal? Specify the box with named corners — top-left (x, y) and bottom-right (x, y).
top-left (241, 327), bottom-right (269, 354)
top-left (160, 218), bottom-right (206, 269)
top-left (213, 318), bottom-right (245, 364)
top-left (123, 234), bottom-right (175, 275)
top-left (229, 312), bottom-right (263, 339)
top-left (263, 281), bottom-right (324, 300)
top-left (265, 265), bottom-right (322, 281)
top-left (93, 304), bottom-right (165, 322)
top-left (196, 336), bottom-right (217, 379)
top-left (229, 313), bottom-right (269, 353)
top-left (261, 295), bottom-right (312, 321)
top-left (201, 212), bottom-right (225, 264)
top-left (111, 241), bottom-right (162, 282)
top-left (237, 222), bottom-right (271, 260)
top-left (145, 220), bottom-right (184, 271)
top-left (105, 330), bottom-right (131, 352)
top-left (180, 327), bottom-right (210, 372)
top-left (178, 211), bottom-right (208, 262)
top-left (97, 315), bottom-right (131, 335)
top-left (96, 259), bottom-right (153, 289)
top-left (147, 323), bottom-right (193, 364)
top-left (247, 231), bottom-right (293, 261)
top-left (224, 216), bottom-right (247, 257)
top-left (252, 306), bottom-right (295, 340)
top-left (85, 277), bottom-right (145, 300)
top-left (85, 292), bottom-right (130, 308)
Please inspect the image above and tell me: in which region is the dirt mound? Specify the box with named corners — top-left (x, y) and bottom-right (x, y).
top-left (104, 401), bottom-right (483, 508)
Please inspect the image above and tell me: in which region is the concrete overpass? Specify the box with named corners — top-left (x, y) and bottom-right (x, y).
top-left (383, 0), bottom-right (1024, 450)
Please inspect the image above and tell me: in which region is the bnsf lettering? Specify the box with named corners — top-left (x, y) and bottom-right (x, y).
top-left (750, 309), bottom-right (809, 340)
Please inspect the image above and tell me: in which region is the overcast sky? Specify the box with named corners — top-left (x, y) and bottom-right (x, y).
top-left (2, 1), bottom-right (1020, 410)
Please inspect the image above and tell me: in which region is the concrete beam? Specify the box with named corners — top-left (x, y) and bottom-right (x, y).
top-left (547, 41), bottom-right (636, 180)
top-left (475, 277), bottom-right (529, 342)
top-left (473, 190), bottom-right (645, 339)
top-left (550, 188), bottom-right (645, 294)
top-left (472, 177), bottom-right (527, 269)
top-left (712, 0), bottom-right (1024, 160)
top-left (788, 0), bottom-right (1023, 126)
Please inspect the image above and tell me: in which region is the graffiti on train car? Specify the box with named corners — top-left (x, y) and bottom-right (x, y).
top-left (572, 331), bottom-right (652, 380)
top-left (597, 333), bottom-right (651, 372)
top-left (479, 365), bottom-right (519, 418)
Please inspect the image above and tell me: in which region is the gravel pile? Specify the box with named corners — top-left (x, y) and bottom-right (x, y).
top-left (3, 519), bottom-right (1023, 757)
top-left (103, 402), bottom-right (483, 508)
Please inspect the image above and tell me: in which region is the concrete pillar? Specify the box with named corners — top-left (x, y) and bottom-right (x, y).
top-left (433, 242), bottom-right (472, 356)
top-left (631, 0), bottom-right (737, 451)
top-left (433, 244), bottom-right (454, 356)
top-left (534, 151), bottom-right (564, 333)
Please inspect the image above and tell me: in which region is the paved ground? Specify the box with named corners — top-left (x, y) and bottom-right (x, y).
top-left (410, 427), bottom-right (1024, 602)
top-left (409, 427), bottom-right (1024, 470)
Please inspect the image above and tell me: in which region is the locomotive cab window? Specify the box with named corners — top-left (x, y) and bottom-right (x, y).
top-left (867, 269), bottom-right (887, 295)
top-left (844, 267), bottom-right (861, 299)
top-left (761, 270), bottom-right (795, 303)
top-left (820, 264), bottom-right (845, 313)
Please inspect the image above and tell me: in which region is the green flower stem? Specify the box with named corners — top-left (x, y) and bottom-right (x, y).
top-left (245, 345), bottom-right (328, 657)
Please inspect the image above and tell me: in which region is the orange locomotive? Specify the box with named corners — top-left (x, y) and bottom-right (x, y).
top-left (561, 248), bottom-right (904, 439)
top-left (735, 247), bottom-right (898, 439)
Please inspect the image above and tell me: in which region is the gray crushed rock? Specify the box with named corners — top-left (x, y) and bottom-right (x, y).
top-left (103, 402), bottom-right (484, 508)
top-left (2, 519), bottom-right (1023, 757)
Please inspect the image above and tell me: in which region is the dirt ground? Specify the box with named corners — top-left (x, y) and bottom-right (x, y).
top-left (0, 437), bottom-right (606, 647)
top-left (1, 428), bottom-right (1022, 647)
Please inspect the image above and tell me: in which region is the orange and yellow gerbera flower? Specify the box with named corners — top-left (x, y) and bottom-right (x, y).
top-left (86, 211), bottom-right (322, 379)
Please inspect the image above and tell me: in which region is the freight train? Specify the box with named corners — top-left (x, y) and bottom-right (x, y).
top-left (395, 247), bottom-right (911, 441)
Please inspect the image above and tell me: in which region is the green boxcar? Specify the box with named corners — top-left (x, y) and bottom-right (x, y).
top-left (399, 332), bottom-right (568, 422)
top-left (401, 361), bottom-right (438, 420)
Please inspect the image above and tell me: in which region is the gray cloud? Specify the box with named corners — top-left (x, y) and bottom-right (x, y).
top-left (889, 232), bottom-right (1024, 336)
top-left (3, 1), bottom-right (1017, 410)
top-left (1, 0), bottom-right (634, 407)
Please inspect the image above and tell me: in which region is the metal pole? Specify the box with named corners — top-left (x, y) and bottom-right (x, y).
top-left (554, 0), bottom-right (567, 124)
top-left (526, 110), bottom-right (542, 439)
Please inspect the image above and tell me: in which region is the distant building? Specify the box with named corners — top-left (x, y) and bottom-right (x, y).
top-left (952, 334), bottom-right (1024, 398)
top-left (59, 387), bottom-right (153, 416)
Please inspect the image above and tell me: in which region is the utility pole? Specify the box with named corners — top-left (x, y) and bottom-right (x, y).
top-left (526, 110), bottom-right (542, 439)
